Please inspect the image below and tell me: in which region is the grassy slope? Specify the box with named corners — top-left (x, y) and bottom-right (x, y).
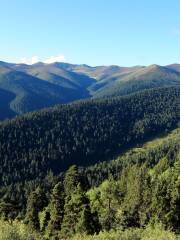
top-left (1, 61), bottom-right (180, 120)
top-left (93, 65), bottom-right (180, 98)
top-left (13, 62), bottom-right (96, 89)
top-left (0, 65), bottom-right (92, 118)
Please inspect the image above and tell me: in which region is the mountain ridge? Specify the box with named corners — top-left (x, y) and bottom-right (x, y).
top-left (0, 60), bottom-right (180, 120)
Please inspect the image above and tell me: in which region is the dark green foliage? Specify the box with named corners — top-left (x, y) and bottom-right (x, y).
top-left (0, 125), bottom-right (179, 224)
top-left (61, 185), bottom-right (99, 237)
top-left (82, 127), bottom-right (180, 187)
top-left (47, 182), bottom-right (64, 235)
top-left (0, 87), bottom-right (179, 187)
top-left (76, 203), bottom-right (100, 235)
top-left (0, 127), bottom-right (179, 238)
top-left (0, 81), bottom-right (179, 238)
top-left (25, 187), bottom-right (47, 229)
top-left (0, 200), bottom-right (20, 220)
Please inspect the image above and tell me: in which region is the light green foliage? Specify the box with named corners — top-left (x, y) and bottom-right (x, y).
top-left (88, 178), bottom-right (120, 230)
top-left (61, 183), bottom-right (100, 238)
top-left (0, 87), bottom-right (179, 187)
top-left (45, 182), bottom-right (64, 238)
top-left (39, 207), bottom-right (50, 232)
top-left (63, 165), bottom-right (81, 196)
top-left (0, 220), bottom-right (44, 240)
top-left (142, 224), bottom-right (176, 240)
top-left (0, 221), bottom-right (178, 240)
top-left (70, 225), bottom-right (179, 240)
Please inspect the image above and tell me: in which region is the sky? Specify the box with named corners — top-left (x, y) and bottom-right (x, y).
top-left (1, 0), bottom-right (180, 66)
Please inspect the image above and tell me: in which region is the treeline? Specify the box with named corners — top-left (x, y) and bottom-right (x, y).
top-left (0, 87), bottom-right (179, 186)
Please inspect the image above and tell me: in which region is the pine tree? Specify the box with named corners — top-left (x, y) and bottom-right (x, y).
top-left (63, 165), bottom-right (81, 196)
top-left (25, 187), bottom-right (47, 229)
top-left (47, 182), bottom-right (64, 236)
top-left (76, 204), bottom-right (100, 235)
top-left (60, 184), bottom-right (98, 237)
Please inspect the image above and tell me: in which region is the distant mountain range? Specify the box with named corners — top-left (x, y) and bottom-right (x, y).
top-left (0, 60), bottom-right (180, 120)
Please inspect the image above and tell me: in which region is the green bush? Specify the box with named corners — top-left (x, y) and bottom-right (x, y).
top-left (0, 220), bottom-right (44, 240)
top-left (70, 225), bottom-right (179, 240)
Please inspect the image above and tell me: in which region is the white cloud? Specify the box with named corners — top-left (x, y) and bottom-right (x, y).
top-left (44, 54), bottom-right (66, 64)
top-left (19, 54), bottom-right (66, 65)
top-left (20, 56), bottom-right (39, 65)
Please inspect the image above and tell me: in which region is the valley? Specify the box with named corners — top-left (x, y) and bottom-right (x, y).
top-left (0, 61), bottom-right (180, 120)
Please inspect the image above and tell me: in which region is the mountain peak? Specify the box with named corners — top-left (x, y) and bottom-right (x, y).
top-left (32, 62), bottom-right (45, 67)
top-left (147, 64), bottom-right (161, 70)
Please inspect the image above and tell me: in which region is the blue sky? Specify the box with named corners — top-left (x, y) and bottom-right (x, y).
top-left (1, 0), bottom-right (180, 66)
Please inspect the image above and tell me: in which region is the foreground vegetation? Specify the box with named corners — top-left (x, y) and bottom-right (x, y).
top-left (0, 127), bottom-right (180, 239)
top-left (71, 225), bottom-right (180, 240)
top-left (0, 221), bottom-right (179, 240)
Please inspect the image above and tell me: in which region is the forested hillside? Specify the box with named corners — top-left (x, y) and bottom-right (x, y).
top-left (0, 127), bottom-right (180, 239)
top-left (0, 87), bottom-right (179, 186)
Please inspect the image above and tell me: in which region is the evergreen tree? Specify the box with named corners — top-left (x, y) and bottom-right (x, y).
top-left (25, 187), bottom-right (47, 229)
top-left (60, 184), bottom-right (98, 237)
top-left (120, 164), bottom-right (150, 228)
top-left (63, 165), bottom-right (81, 196)
top-left (76, 203), bottom-right (100, 235)
top-left (47, 182), bottom-right (64, 236)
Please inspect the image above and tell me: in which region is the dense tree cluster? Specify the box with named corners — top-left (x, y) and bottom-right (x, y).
top-left (88, 156), bottom-right (180, 233)
top-left (0, 87), bottom-right (179, 186)
top-left (28, 158), bottom-right (180, 236)
top-left (83, 127), bottom-right (180, 187)
top-left (0, 124), bottom-right (179, 217)
top-left (0, 131), bottom-right (179, 239)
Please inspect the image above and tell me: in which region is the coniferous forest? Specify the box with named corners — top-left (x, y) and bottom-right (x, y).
top-left (0, 85), bottom-right (179, 239)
